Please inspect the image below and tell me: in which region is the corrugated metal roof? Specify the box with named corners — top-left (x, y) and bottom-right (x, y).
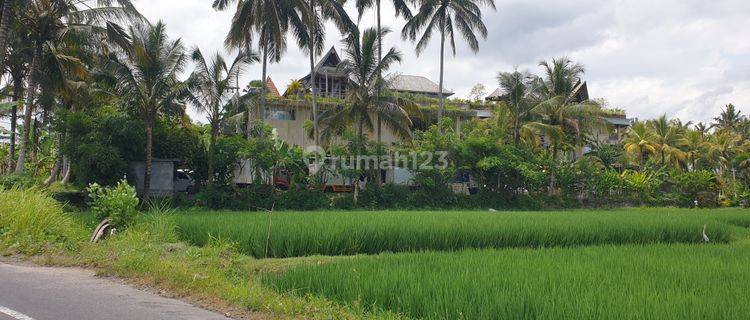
top-left (389, 75), bottom-right (454, 96)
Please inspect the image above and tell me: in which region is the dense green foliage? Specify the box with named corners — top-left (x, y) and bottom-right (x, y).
top-left (174, 209), bottom-right (748, 258)
top-left (0, 188), bottom-right (82, 254)
top-left (263, 243), bottom-right (750, 320)
top-left (86, 181), bottom-right (140, 229)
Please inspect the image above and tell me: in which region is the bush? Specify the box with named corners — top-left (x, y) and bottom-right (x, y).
top-left (195, 184), bottom-right (278, 211)
top-left (0, 188), bottom-right (82, 254)
top-left (671, 170), bottom-right (718, 207)
top-left (358, 184), bottom-right (411, 209)
top-left (0, 174), bottom-right (37, 189)
top-left (278, 187), bottom-right (329, 210)
top-left (87, 180), bottom-right (140, 229)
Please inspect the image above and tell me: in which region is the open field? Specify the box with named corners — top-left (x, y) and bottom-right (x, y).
top-left (174, 209), bottom-right (750, 258)
top-left (262, 243), bottom-right (750, 320)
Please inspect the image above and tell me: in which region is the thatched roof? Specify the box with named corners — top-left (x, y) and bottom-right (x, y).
top-left (389, 75), bottom-right (454, 97)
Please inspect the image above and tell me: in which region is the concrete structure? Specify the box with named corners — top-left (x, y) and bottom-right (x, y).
top-left (129, 159), bottom-right (181, 197)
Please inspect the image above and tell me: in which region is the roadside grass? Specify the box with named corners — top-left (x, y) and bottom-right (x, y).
top-left (174, 209), bottom-right (750, 258)
top-left (1, 189), bottom-right (400, 320)
top-left (0, 188), bottom-right (85, 255)
top-left (262, 243), bottom-right (750, 320)
top-left (68, 214), bottom-right (397, 319)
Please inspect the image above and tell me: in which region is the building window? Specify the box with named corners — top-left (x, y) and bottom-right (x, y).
top-left (267, 107), bottom-right (295, 121)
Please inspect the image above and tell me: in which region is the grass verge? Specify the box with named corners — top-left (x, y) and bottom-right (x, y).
top-left (0, 189), bottom-right (399, 320)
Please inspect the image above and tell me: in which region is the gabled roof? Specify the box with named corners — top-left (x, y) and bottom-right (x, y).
top-left (569, 81), bottom-right (589, 103)
top-left (265, 77), bottom-right (281, 98)
top-left (485, 87), bottom-right (504, 101)
top-left (389, 75), bottom-right (454, 97)
top-left (301, 47), bottom-right (348, 81)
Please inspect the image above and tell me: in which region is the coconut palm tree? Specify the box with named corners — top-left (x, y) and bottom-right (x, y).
top-left (538, 57), bottom-right (585, 100)
top-left (0, 0), bottom-right (18, 72)
top-left (496, 69), bottom-right (542, 145)
top-left (683, 130), bottom-right (711, 172)
top-left (12, 0), bottom-right (141, 173)
top-left (402, 0), bottom-right (495, 124)
top-left (355, 0), bottom-right (412, 143)
top-left (186, 48), bottom-right (254, 185)
top-left (285, 0), bottom-right (353, 146)
top-left (103, 21), bottom-right (187, 201)
top-left (623, 121), bottom-right (657, 166)
top-left (214, 0), bottom-right (296, 128)
top-left (649, 115), bottom-right (686, 168)
top-left (712, 104), bottom-right (745, 134)
top-left (318, 27), bottom-right (419, 144)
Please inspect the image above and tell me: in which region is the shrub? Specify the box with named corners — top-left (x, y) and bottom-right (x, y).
top-left (0, 188), bottom-right (82, 254)
top-left (278, 187), bottom-right (329, 210)
top-left (0, 174), bottom-right (37, 189)
top-left (87, 180), bottom-right (140, 229)
top-left (195, 184), bottom-right (278, 211)
top-left (358, 184), bottom-right (410, 209)
top-left (671, 170), bottom-right (718, 207)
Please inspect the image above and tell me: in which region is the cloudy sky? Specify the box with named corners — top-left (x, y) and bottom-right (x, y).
top-left (133, 0), bottom-right (749, 124)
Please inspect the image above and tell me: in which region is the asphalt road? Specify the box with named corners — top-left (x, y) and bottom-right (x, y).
top-left (0, 262), bottom-right (231, 320)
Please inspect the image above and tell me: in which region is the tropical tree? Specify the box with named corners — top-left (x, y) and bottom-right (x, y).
top-left (683, 129), bottom-right (711, 172)
top-left (355, 0), bottom-right (412, 143)
top-left (12, 0), bottom-right (141, 173)
top-left (287, 0), bottom-right (354, 146)
top-left (623, 121), bottom-right (657, 166)
top-left (402, 0), bottom-right (495, 124)
top-left (496, 69), bottom-right (541, 145)
top-left (319, 27), bottom-right (418, 144)
top-left (104, 21), bottom-right (187, 200)
top-left (649, 115), bottom-right (686, 169)
top-left (214, 0), bottom-right (296, 128)
top-left (0, 0), bottom-right (18, 72)
top-left (187, 48), bottom-right (253, 185)
top-left (712, 104), bottom-right (745, 134)
top-left (538, 57), bottom-right (585, 99)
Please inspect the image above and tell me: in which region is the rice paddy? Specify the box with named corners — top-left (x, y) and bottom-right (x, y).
top-left (174, 208), bottom-right (750, 258)
top-left (262, 243), bottom-right (750, 320)
top-left (172, 208), bottom-right (750, 319)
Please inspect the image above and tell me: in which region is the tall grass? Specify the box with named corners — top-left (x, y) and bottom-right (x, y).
top-left (0, 188), bottom-right (84, 254)
top-left (175, 209), bottom-right (750, 258)
top-left (263, 243), bottom-right (750, 320)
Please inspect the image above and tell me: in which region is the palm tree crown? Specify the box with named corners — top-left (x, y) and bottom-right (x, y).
top-left (402, 0), bottom-right (495, 123)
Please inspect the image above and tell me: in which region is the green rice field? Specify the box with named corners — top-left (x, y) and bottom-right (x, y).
top-left (170, 208), bottom-right (750, 319)
top-left (174, 208), bottom-right (750, 258)
top-left (262, 243), bottom-right (750, 320)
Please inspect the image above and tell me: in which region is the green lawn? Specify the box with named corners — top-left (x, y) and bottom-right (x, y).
top-left (174, 208), bottom-right (750, 258)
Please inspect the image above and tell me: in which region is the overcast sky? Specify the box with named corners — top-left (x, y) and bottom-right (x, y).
top-left (133, 0), bottom-right (750, 125)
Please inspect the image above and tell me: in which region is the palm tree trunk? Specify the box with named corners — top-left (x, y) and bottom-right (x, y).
top-left (261, 41), bottom-right (268, 122)
top-left (143, 117), bottom-right (154, 202)
top-left (437, 21), bottom-right (446, 126)
top-left (376, 0), bottom-right (382, 144)
top-left (0, 0), bottom-right (13, 72)
top-left (207, 122), bottom-right (218, 186)
top-left (7, 76), bottom-right (21, 172)
top-left (309, 0), bottom-right (320, 147)
top-left (15, 43), bottom-right (42, 174)
top-left (376, 1), bottom-right (383, 184)
top-left (44, 132), bottom-right (63, 187)
top-left (61, 156), bottom-right (72, 184)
